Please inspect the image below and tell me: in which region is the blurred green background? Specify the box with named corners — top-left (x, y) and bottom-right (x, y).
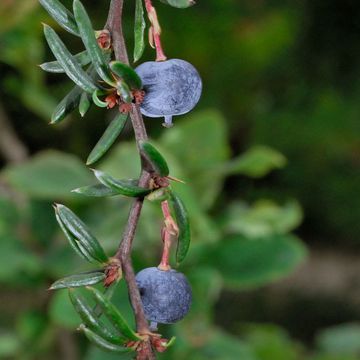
top-left (0, 0), bottom-right (360, 359)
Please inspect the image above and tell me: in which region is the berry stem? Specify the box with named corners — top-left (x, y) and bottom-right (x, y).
top-left (105, 1), bottom-right (155, 359)
top-left (144, 0), bottom-right (167, 61)
top-left (158, 201), bottom-right (179, 271)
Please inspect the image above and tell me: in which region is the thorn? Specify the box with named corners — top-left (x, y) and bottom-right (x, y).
top-left (166, 175), bottom-right (186, 184)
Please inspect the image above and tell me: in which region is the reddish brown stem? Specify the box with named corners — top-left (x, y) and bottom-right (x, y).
top-left (106, 1), bottom-right (155, 359)
top-left (144, 0), bottom-right (167, 61)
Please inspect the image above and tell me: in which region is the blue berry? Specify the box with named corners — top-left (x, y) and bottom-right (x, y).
top-left (135, 267), bottom-right (192, 325)
top-left (135, 59), bottom-right (202, 127)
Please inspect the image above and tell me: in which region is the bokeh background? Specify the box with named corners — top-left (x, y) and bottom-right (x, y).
top-left (0, 0), bottom-right (360, 359)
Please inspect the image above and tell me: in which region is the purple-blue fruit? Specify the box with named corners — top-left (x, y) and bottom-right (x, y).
top-left (135, 59), bottom-right (202, 127)
top-left (135, 267), bottom-right (192, 325)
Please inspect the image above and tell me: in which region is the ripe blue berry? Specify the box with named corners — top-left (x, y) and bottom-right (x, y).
top-left (135, 267), bottom-right (192, 325)
top-left (135, 59), bottom-right (202, 127)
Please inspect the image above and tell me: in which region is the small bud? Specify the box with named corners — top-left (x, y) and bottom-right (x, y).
top-left (105, 93), bottom-right (118, 109)
top-left (95, 29), bottom-right (112, 50)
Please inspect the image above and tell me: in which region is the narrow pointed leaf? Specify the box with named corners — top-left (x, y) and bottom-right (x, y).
top-left (93, 170), bottom-right (151, 198)
top-left (159, 0), bottom-right (196, 8)
top-left (43, 24), bottom-right (98, 93)
top-left (87, 287), bottom-right (141, 341)
top-left (170, 192), bottom-right (191, 264)
top-left (51, 85), bottom-right (83, 124)
top-left (39, 0), bottom-right (79, 36)
top-left (110, 61), bottom-right (142, 89)
top-left (87, 113), bottom-right (128, 165)
top-left (72, 184), bottom-right (120, 197)
top-left (40, 50), bottom-right (90, 73)
top-left (73, 0), bottom-right (115, 85)
top-left (116, 80), bottom-right (133, 103)
top-left (55, 210), bottom-right (93, 262)
top-left (55, 204), bottom-right (108, 263)
top-left (80, 325), bottom-right (132, 353)
top-left (50, 271), bottom-right (105, 290)
top-left (134, 0), bottom-right (146, 62)
top-left (139, 141), bottom-right (169, 177)
top-left (69, 290), bottom-right (126, 345)
top-left (79, 91), bottom-right (92, 117)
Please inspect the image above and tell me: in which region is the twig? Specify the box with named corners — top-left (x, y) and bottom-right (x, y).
top-left (106, 1), bottom-right (155, 358)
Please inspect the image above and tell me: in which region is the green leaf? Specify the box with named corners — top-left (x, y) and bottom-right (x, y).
top-left (170, 192), bottom-right (191, 264)
top-left (110, 61), bottom-right (142, 89)
top-left (73, 0), bottom-right (115, 86)
top-left (79, 91), bottom-right (92, 117)
top-left (72, 184), bottom-right (120, 197)
top-left (139, 141), bottom-right (169, 177)
top-left (222, 200), bottom-right (303, 238)
top-left (50, 271), bottom-right (105, 290)
top-left (242, 324), bottom-right (304, 360)
top-left (80, 326), bottom-right (132, 353)
top-left (316, 323), bottom-right (360, 355)
top-left (55, 204), bottom-right (108, 263)
top-left (39, 0), bottom-right (79, 36)
top-left (55, 210), bottom-right (94, 262)
top-left (43, 24), bottom-right (98, 93)
top-left (1, 150), bottom-right (92, 199)
top-left (69, 290), bottom-right (126, 345)
top-left (213, 234), bottom-right (307, 289)
top-left (93, 170), bottom-right (151, 198)
top-left (0, 333), bottom-right (20, 358)
top-left (134, 0), bottom-right (146, 62)
top-left (87, 287), bottom-right (141, 341)
top-left (92, 90), bottom-right (108, 108)
top-left (161, 110), bottom-right (230, 210)
top-left (159, 0), bottom-right (196, 8)
top-left (40, 50), bottom-right (90, 73)
top-left (87, 113), bottom-right (128, 165)
top-left (116, 80), bottom-right (133, 103)
top-left (224, 145), bottom-right (287, 178)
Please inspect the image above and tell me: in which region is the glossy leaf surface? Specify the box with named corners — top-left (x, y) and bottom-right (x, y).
top-left (50, 271), bottom-right (105, 290)
top-left (55, 204), bottom-right (108, 263)
top-left (93, 170), bottom-right (151, 198)
top-left (87, 113), bottom-right (128, 165)
top-left (139, 141), bottom-right (169, 177)
top-left (170, 192), bottom-right (191, 264)
top-left (87, 287), bottom-right (141, 341)
top-left (39, 0), bottom-right (79, 36)
top-left (43, 24), bottom-right (98, 93)
top-left (134, 0), bottom-right (146, 62)
top-left (40, 50), bottom-right (90, 73)
top-left (69, 290), bottom-right (126, 344)
top-left (110, 61), bottom-right (142, 89)
top-left (73, 0), bottom-right (114, 85)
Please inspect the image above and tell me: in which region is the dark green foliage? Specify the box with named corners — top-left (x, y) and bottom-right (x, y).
top-left (39, 0), bottom-right (79, 36)
top-left (50, 271), bottom-right (105, 289)
top-left (170, 191), bottom-right (191, 264)
top-left (87, 114), bottom-right (128, 165)
top-left (54, 204), bottom-right (108, 264)
top-left (110, 61), bottom-right (142, 90)
top-left (43, 24), bottom-right (98, 93)
top-left (73, 0), bottom-right (114, 85)
top-left (139, 141), bottom-right (170, 177)
top-left (93, 169), bottom-right (152, 198)
top-left (134, 0), bottom-right (146, 62)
